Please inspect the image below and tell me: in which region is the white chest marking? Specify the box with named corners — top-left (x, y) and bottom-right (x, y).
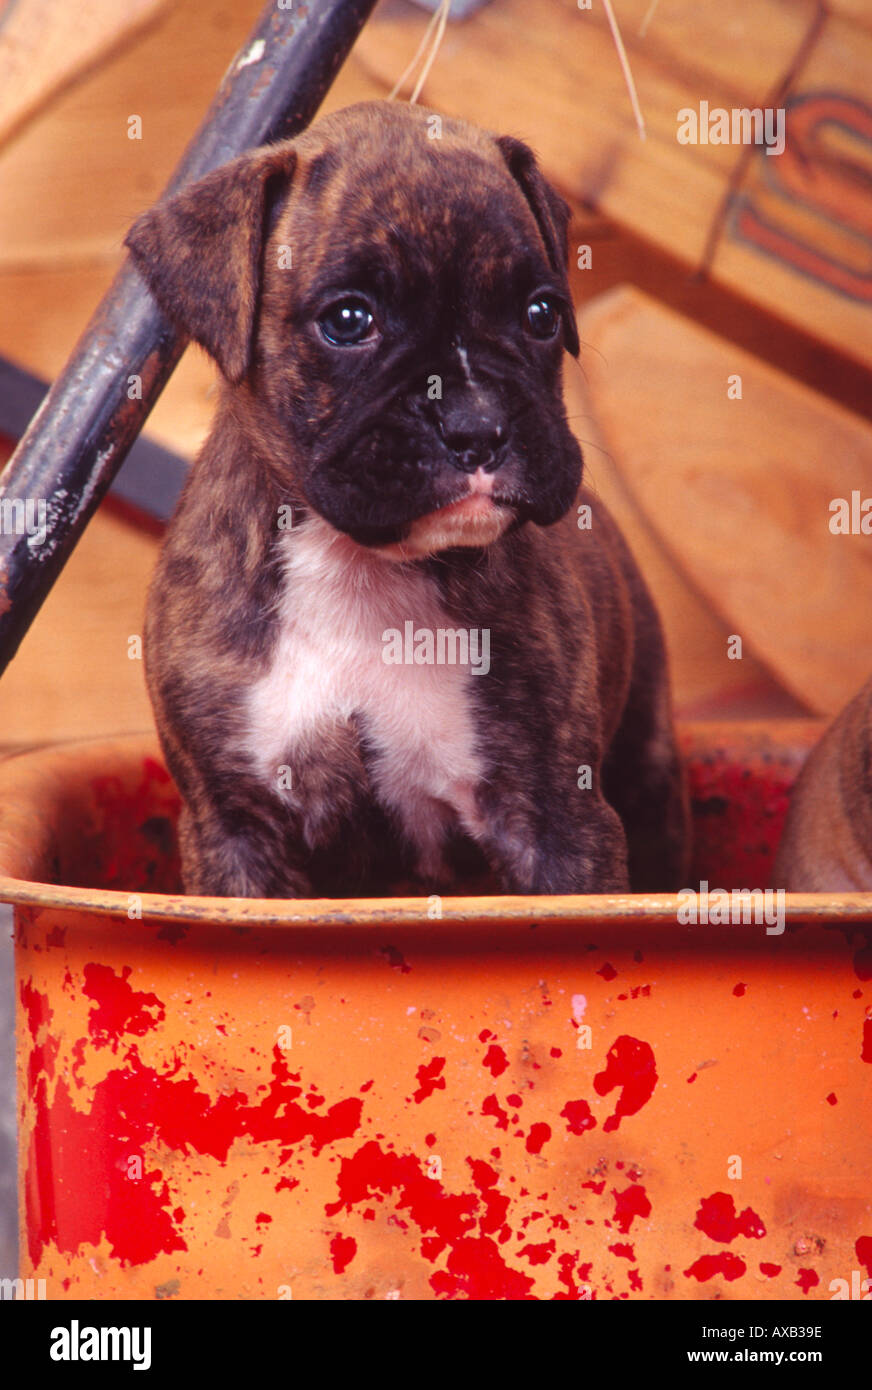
top-left (245, 518), bottom-right (486, 873)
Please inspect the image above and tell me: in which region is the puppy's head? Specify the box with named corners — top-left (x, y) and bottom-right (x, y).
top-left (126, 101), bottom-right (582, 557)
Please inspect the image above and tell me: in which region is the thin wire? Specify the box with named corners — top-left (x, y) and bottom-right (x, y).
top-left (601, 0), bottom-right (646, 141)
top-left (638, 0), bottom-right (661, 38)
top-left (388, 5), bottom-right (441, 100)
top-left (388, 0), bottom-right (451, 104)
top-left (410, 0), bottom-right (451, 104)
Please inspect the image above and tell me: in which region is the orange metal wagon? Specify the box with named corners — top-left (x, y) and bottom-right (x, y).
top-left (1, 722), bottom-right (870, 1301)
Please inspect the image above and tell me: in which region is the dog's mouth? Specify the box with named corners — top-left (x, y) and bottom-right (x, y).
top-left (372, 485), bottom-right (515, 562)
top-left (431, 492), bottom-right (506, 523)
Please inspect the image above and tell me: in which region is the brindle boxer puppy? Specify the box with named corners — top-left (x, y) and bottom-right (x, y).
top-left (126, 100), bottom-right (688, 898)
top-left (774, 676), bottom-right (872, 891)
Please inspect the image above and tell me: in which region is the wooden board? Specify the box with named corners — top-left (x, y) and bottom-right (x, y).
top-left (354, 0), bottom-right (872, 377)
top-left (0, 0), bottom-right (169, 150)
top-left (0, 0), bottom-right (382, 269)
top-left (0, 482), bottom-right (157, 748)
top-left (569, 287), bottom-right (872, 717)
top-left (561, 342), bottom-right (806, 721)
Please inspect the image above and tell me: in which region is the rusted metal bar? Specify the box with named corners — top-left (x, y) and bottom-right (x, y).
top-left (0, 0), bottom-right (379, 675)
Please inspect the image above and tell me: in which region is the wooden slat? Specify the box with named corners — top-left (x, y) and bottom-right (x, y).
top-left (569, 287), bottom-right (872, 717)
top-left (0, 0), bottom-right (169, 150)
top-left (0, 0), bottom-right (384, 269)
top-left (353, 0), bottom-right (872, 376)
top-left (562, 354), bottom-right (805, 722)
top-left (0, 495), bottom-right (158, 746)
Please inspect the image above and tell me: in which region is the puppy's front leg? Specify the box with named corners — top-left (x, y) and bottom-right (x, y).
top-left (477, 765), bottom-right (631, 895)
top-left (174, 721), bottom-right (385, 898)
top-left (175, 787), bottom-right (313, 899)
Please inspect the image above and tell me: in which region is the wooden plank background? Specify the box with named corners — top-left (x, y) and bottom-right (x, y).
top-left (0, 0), bottom-right (869, 748)
top-left (355, 0), bottom-right (872, 378)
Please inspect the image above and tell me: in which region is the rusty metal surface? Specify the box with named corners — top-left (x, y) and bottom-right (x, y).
top-left (0, 0), bottom-right (379, 675)
top-left (5, 723), bottom-right (872, 1299)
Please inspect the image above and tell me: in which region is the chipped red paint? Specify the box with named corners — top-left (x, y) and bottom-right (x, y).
top-left (795, 1268), bottom-right (819, 1294)
top-left (26, 1070), bottom-right (187, 1268)
top-left (593, 1036), bottom-right (658, 1133)
top-left (87, 758), bottom-right (181, 892)
top-left (694, 1192), bottom-right (766, 1243)
top-left (611, 1184), bottom-right (651, 1234)
top-left (560, 1099), bottom-right (597, 1135)
top-left (330, 1233), bottom-right (357, 1274)
top-left (685, 743), bottom-right (792, 886)
top-left (597, 962), bottom-right (617, 981)
top-left (28, 1034), bottom-right (59, 1094)
top-left (481, 1094), bottom-right (509, 1130)
top-left (733, 982), bottom-right (747, 997)
top-left (519, 1240), bottom-right (555, 1265)
top-left (378, 945), bottom-right (410, 974)
top-left (856, 1236), bottom-right (872, 1277)
top-left (554, 1253), bottom-right (593, 1300)
top-left (684, 1252), bottom-right (746, 1282)
top-left (467, 1159), bottom-right (508, 1236)
top-left (430, 1238), bottom-right (536, 1300)
top-left (413, 1057), bottom-right (446, 1104)
top-left (760, 1262), bottom-right (782, 1278)
top-left (19, 980), bottom-right (53, 1039)
top-left (862, 1019), bottom-right (872, 1063)
top-left (609, 1242), bottom-right (634, 1259)
top-left (525, 1123), bottom-right (551, 1155)
top-left (27, 1043), bottom-right (362, 1267)
top-left (325, 1139), bottom-right (538, 1299)
top-left (483, 1044), bottom-right (508, 1078)
top-left (326, 1140), bottom-right (477, 1240)
top-left (826, 1092), bottom-right (838, 1105)
top-left (83, 963), bottom-right (165, 1048)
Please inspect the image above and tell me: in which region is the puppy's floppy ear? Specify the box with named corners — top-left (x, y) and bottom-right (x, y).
top-left (125, 143), bottom-right (297, 385)
top-left (496, 135), bottom-right (580, 357)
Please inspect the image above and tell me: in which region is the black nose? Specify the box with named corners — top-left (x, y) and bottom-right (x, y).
top-left (438, 400), bottom-right (504, 472)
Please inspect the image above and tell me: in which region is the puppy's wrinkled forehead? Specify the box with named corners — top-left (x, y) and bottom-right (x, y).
top-left (272, 108), bottom-right (554, 307)
top-left (123, 99), bottom-right (578, 385)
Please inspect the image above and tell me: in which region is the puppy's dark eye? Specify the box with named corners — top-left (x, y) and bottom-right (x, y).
top-left (318, 298), bottom-right (376, 346)
top-left (525, 295), bottom-right (560, 340)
